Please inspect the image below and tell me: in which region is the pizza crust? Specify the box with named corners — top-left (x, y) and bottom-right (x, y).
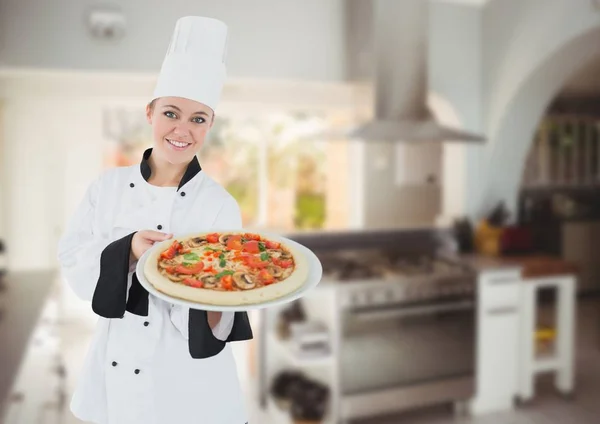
top-left (143, 231), bottom-right (309, 306)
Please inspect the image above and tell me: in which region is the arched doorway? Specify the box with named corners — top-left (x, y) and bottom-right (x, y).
top-left (480, 26), bottom-right (600, 217)
top-left (517, 52), bottom-right (600, 294)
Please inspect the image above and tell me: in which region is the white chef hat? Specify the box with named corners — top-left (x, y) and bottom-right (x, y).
top-left (152, 16), bottom-right (228, 111)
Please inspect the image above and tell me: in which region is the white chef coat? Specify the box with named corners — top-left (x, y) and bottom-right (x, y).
top-left (57, 150), bottom-right (251, 424)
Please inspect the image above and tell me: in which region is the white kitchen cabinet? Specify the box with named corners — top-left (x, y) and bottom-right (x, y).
top-left (470, 269), bottom-right (521, 416)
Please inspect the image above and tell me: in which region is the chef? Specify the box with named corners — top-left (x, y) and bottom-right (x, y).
top-left (57, 16), bottom-right (253, 424)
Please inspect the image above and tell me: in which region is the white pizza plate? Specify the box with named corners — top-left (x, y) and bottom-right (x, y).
top-left (135, 232), bottom-right (323, 312)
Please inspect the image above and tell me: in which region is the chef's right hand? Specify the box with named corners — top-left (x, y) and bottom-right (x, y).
top-left (130, 230), bottom-right (173, 262)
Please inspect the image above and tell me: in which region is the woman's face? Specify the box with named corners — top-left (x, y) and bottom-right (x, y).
top-left (146, 96), bottom-right (214, 165)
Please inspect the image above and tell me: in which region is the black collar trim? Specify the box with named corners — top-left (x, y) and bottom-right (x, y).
top-left (140, 148), bottom-right (202, 191)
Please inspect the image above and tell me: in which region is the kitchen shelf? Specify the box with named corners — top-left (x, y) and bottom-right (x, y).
top-left (268, 394), bottom-right (337, 424)
top-left (269, 333), bottom-right (334, 368)
top-left (521, 115), bottom-right (600, 189)
top-left (533, 357), bottom-right (561, 373)
top-left (534, 342), bottom-right (559, 373)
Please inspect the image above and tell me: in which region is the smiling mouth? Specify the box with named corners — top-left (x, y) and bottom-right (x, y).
top-left (166, 138), bottom-right (191, 150)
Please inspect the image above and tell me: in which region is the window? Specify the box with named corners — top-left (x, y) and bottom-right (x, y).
top-left (201, 110), bottom-right (352, 232)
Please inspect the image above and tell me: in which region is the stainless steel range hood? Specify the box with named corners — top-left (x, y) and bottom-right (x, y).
top-left (348, 0), bottom-right (485, 143)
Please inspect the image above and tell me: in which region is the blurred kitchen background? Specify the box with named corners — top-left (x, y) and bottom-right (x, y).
top-left (2, 0), bottom-right (600, 423)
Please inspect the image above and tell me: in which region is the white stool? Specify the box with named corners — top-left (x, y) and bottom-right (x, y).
top-left (518, 275), bottom-right (576, 401)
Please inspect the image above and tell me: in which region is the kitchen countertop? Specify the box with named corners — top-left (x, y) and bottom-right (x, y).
top-left (0, 270), bottom-right (56, 405)
top-left (460, 254), bottom-right (523, 273)
top-left (460, 254), bottom-right (579, 279)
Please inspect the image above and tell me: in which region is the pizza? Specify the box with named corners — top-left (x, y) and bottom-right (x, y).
top-left (143, 231), bottom-right (309, 306)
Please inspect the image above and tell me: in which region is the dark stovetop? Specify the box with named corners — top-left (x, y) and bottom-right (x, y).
top-left (317, 250), bottom-right (388, 280)
top-left (286, 227), bottom-right (465, 281)
top-left (317, 249), bottom-right (475, 282)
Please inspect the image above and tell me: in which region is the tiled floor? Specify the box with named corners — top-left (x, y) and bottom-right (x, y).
top-left (54, 296), bottom-right (600, 424)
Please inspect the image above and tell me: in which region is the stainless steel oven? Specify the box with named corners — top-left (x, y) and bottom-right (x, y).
top-left (338, 285), bottom-right (476, 421)
top-left (259, 228), bottom-right (479, 422)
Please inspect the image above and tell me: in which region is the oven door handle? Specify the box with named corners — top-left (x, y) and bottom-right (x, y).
top-left (349, 300), bottom-right (475, 321)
